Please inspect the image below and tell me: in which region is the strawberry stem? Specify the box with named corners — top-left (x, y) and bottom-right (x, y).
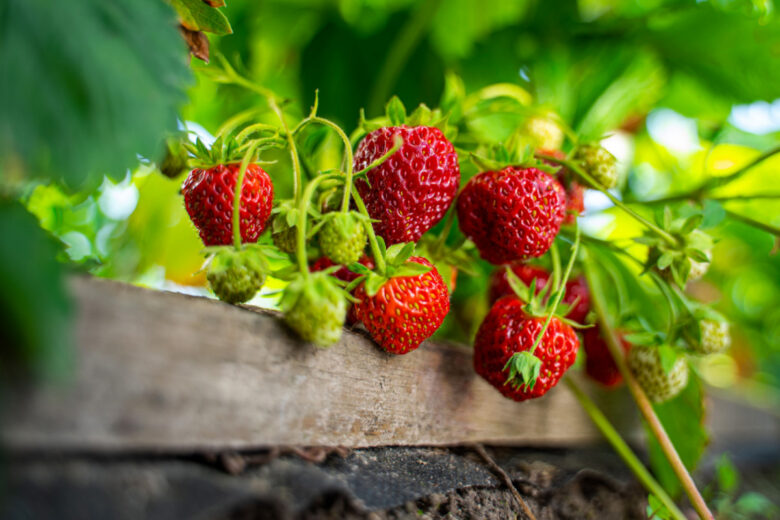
top-left (431, 205), bottom-right (457, 258)
top-left (538, 153), bottom-right (678, 247)
top-left (270, 98), bottom-right (304, 203)
top-left (582, 252), bottom-right (714, 520)
top-left (296, 173), bottom-right (341, 278)
top-left (232, 141), bottom-right (260, 249)
top-left (564, 377), bottom-right (687, 520)
top-left (351, 186), bottom-right (387, 274)
top-left (528, 226), bottom-right (580, 356)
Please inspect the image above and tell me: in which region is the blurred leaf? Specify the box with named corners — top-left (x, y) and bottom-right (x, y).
top-left (0, 201), bottom-right (72, 379)
top-left (647, 374), bottom-right (709, 497)
top-left (647, 6), bottom-right (780, 103)
top-left (170, 0), bottom-right (232, 34)
top-left (0, 0), bottom-right (192, 191)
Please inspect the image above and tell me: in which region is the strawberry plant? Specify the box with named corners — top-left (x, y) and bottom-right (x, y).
top-left (3, 2), bottom-right (780, 519)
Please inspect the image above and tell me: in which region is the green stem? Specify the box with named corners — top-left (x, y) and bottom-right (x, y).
top-left (528, 227), bottom-right (580, 355)
top-left (298, 116), bottom-right (356, 212)
top-left (366, 0), bottom-right (443, 116)
top-left (550, 241), bottom-right (562, 293)
top-left (539, 153), bottom-right (678, 246)
top-left (725, 210), bottom-right (780, 237)
top-left (232, 142), bottom-right (260, 249)
top-left (564, 378), bottom-right (686, 520)
top-left (270, 98), bottom-right (304, 202)
top-left (296, 173), bottom-right (340, 277)
top-left (582, 253), bottom-right (714, 520)
top-left (351, 186), bottom-right (387, 274)
top-left (432, 206), bottom-right (457, 257)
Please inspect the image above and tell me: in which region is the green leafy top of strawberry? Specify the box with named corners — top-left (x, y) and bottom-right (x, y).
top-left (637, 207), bottom-right (714, 287)
top-left (351, 96), bottom-right (456, 145)
top-left (469, 142), bottom-right (560, 176)
top-left (345, 239), bottom-right (432, 297)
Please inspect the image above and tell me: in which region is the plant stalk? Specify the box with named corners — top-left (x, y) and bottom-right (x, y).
top-left (232, 141), bottom-right (260, 249)
top-left (351, 186), bottom-right (387, 274)
top-left (528, 227), bottom-right (580, 355)
top-left (582, 253), bottom-right (714, 520)
top-left (296, 173), bottom-right (339, 277)
top-left (564, 377), bottom-right (686, 520)
top-left (539, 154), bottom-right (678, 246)
top-left (270, 98), bottom-right (304, 202)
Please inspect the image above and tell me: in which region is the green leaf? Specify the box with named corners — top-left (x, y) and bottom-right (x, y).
top-left (393, 262), bottom-right (432, 278)
top-left (657, 252), bottom-right (674, 270)
top-left (0, 0), bottom-right (192, 191)
top-left (646, 494), bottom-right (673, 520)
top-left (715, 454), bottom-right (739, 494)
top-left (364, 273), bottom-right (386, 297)
top-left (170, 0), bottom-right (232, 35)
top-left (0, 202), bottom-right (73, 379)
top-left (385, 96), bottom-right (407, 126)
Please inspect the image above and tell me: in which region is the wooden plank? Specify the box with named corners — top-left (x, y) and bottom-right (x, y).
top-left (2, 276), bottom-right (776, 451)
top-left (2, 276), bottom-right (616, 451)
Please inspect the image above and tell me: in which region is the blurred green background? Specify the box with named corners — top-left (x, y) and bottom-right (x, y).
top-left (2, 0), bottom-right (780, 510)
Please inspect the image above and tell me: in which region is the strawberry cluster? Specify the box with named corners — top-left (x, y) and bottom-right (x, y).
top-left (173, 77), bottom-right (730, 408)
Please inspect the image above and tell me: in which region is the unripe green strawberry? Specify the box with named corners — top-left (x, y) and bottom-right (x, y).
top-left (283, 273), bottom-right (348, 347)
top-left (318, 212), bottom-right (367, 266)
top-left (695, 320), bottom-right (730, 354)
top-left (575, 144), bottom-right (618, 189)
top-left (271, 214), bottom-right (297, 253)
top-left (628, 345), bottom-right (689, 403)
top-left (522, 114), bottom-right (564, 151)
top-left (207, 248), bottom-right (266, 304)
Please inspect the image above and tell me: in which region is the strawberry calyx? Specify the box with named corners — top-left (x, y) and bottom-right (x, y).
top-left (503, 351), bottom-right (542, 391)
top-left (637, 207), bottom-right (713, 287)
top-left (351, 96), bottom-right (455, 145)
top-left (279, 270), bottom-right (350, 347)
top-left (345, 240), bottom-right (432, 297)
top-left (469, 144), bottom-right (559, 176)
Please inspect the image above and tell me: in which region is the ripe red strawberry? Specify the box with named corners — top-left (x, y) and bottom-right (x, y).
top-left (488, 264), bottom-right (590, 324)
top-left (474, 295), bottom-right (579, 401)
top-left (352, 256), bottom-right (449, 354)
top-left (457, 166), bottom-right (565, 264)
top-left (583, 326), bottom-right (632, 388)
top-left (353, 126), bottom-right (460, 245)
top-left (183, 163), bottom-right (274, 246)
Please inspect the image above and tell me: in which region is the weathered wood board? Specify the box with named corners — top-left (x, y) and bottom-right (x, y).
top-left (2, 277), bottom-right (777, 452)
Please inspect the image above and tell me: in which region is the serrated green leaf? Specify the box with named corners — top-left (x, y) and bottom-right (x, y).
top-left (0, 0), bottom-right (192, 191)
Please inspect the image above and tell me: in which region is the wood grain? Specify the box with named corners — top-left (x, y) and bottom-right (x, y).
top-left (2, 277), bottom-right (775, 452)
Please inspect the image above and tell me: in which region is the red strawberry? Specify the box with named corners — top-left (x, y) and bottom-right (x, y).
top-left (539, 149), bottom-right (584, 224)
top-left (183, 163), bottom-right (274, 246)
top-left (353, 256), bottom-right (449, 354)
top-left (488, 264), bottom-right (590, 324)
top-left (474, 295), bottom-right (580, 401)
top-left (583, 326), bottom-right (632, 388)
top-left (457, 166), bottom-right (565, 264)
top-left (353, 126), bottom-right (460, 245)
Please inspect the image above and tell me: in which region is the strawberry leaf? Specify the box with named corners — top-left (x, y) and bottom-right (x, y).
top-left (170, 0), bottom-right (232, 35)
top-left (393, 262), bottom-right (432, 278)
top-left (657, 345), bottom-right (679, 374)
top-left (364, 273), bottom-right (387, 297)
